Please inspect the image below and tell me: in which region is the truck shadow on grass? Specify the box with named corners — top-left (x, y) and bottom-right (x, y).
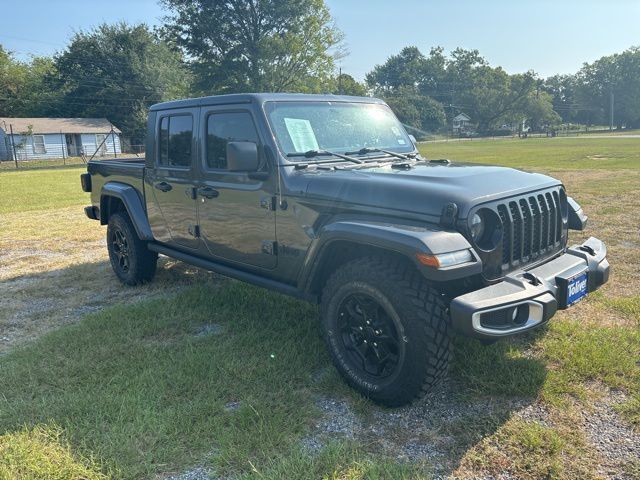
top-left (0, 261), bottom-right (547, 479)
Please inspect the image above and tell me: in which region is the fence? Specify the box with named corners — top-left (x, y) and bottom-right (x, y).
top-left (0, 125), bottom-right (144, 169)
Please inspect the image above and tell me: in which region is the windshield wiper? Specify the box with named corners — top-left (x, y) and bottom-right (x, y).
top-left (286, 149), bottom-right (363, 164)
top-left (344, 147), bottom-right (416, 161)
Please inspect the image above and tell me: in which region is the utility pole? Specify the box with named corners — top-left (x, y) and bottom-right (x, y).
top-left (609, 90), bottom-right (614, 131)
top-left (338, 67), bottom-right (342, 95)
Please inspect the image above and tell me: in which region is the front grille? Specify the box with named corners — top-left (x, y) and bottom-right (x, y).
top-left (497, 189), bottom-right (564, 270)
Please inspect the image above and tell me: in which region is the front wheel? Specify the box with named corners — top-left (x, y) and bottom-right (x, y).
top-left (320, 257), bottom-right (451, 407)
top-left (107, 212), bottom-right (157, 285)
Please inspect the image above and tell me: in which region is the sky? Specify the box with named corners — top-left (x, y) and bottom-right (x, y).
top-left (1, 0), bottom-right (639, 81)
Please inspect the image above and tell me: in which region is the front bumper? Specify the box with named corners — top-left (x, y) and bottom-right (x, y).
top-left (450, 237), bottom-right (610, 339)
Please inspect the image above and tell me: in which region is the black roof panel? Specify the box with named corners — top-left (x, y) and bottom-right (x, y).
top-left (149, 93), bottom-right (384, 111)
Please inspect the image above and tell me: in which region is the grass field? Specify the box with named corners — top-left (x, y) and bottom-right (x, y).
top-left (0, 137), bottom-right (638, 479)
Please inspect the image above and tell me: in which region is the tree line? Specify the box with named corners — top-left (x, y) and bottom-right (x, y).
top-left (1, 0), bottom-right (639, 142)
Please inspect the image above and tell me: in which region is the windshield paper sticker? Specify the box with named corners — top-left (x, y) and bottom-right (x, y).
top-left (391, 126), bottom-right (407, 145)
top-left (284, 118), bottom-right (319, 152)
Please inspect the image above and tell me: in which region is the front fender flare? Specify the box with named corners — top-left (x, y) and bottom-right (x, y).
top-left (300, 219), bottom-right (482, 290)
top-left (100, 182), bottom-right (153, 241)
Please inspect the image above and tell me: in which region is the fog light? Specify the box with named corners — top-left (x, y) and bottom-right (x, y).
top-left (512, 304), bottom-right (529, 326)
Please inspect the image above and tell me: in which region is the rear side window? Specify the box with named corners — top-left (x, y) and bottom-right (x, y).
top-left (206, 112), bottom-right (258, 169)
top-left (158, 115), bottom-right (193, 168)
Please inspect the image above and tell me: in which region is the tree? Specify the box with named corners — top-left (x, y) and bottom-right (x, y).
top-left (0, 46), bottom-right (59, 117)
top-left (53, 23), bottom-right (191, 142)
top-left (384, 86), bottom-right (446, 134)
top-left (335, 73), bottom-right (367, 96)
top-left (543, 74), bottom-right (580, 123)
top-left (366, 46), bottom-right (552, 133)
top-left (575, 47), bottom-right (640, 128)
top-left (366, 46), bottom-right (428, 93)
top-left (161, 0), bottom-right (343, 94)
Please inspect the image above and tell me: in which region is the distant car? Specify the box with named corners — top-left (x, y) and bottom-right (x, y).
top-left (81, 93), bottom-right (610, 406)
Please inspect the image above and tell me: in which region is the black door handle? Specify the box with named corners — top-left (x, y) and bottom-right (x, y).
top-left (198, 186), bottom-right (219, 199)
top-left (154, 181), bottom-right (172, 192)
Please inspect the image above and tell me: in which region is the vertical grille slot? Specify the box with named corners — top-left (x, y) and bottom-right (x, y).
top-left (538, 194), bottom-right (549, 249)
top-left (545, 192), bottom-right (556, 247)
top-left (528, 197), bottom-right (541, 256)
top-left (497, 204), bottom-right (511, 265)
top-left (495, 188), bottom-right (564, 272)
top-left (508, 201), bottom-right (523, 263)
top-left (552, 190), bottom-right (562, 242)
top-left (519, 198), bottom-right (532, 258)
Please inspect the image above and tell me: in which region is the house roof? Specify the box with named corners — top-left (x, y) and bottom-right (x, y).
top-left (453, 113), bottom-right (471, 121)
top-left (0, 118), bottom-right (121, 134)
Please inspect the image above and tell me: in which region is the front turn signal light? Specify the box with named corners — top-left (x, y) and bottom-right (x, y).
top-left (416, 249), bottom-right (473, 268)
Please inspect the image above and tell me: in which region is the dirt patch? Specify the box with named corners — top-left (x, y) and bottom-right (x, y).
top-left (581, 385), bottom-right (640, 479)
top-left (302, 380), bottom-right (534, 476)
top-left (0, 206), bottom-right (216, 354)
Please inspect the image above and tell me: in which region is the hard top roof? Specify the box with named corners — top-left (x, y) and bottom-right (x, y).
top-left (149, 93), bottom-right (385, 112)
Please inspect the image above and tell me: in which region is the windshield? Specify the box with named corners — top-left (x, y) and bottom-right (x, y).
top-left (264, 101), bottom-right (414, 160)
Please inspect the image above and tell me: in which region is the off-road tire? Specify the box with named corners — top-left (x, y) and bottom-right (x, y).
top-left (107, 212), bottom-right (158, 285)
top-left (320, 256), bottom-right (451, 407)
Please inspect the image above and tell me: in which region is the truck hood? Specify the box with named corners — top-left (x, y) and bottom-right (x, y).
top-left (301, 162), bottom-right (561, 219)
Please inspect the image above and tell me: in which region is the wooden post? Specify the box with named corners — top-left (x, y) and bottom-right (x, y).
top-left (9, 123), bottom-right (18, 169)
top-left (60, 130), bottom-right (66, 165)
top-left (111, 126), bottom-right (117, 158)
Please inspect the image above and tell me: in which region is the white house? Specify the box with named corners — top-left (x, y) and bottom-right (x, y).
top-left (0, 117), bottom-right (122, 161)
top-left (452, 113), bottom-right (473, 133)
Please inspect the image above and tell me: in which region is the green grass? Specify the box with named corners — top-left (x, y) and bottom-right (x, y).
top-left (0, 425), bottom-right (109, 480)
top-left (0, 283), bottom-right (326, 478)
top-left (601, 295), bottom-right (640, 324)
top-left (419, 137), bottom-right (640, 170)
top-left (0, 157), bottom-right (89, 171)
top-left (2, 137), bottom-right (640, 478)
top-left (234, 442), bottom-right (430, 480)
top-left (462, 417), bottom-right (596, 479)
top-left (0, 165), bottom-right (87, 214)
top-left (1, 281), bottom-right (637, 478)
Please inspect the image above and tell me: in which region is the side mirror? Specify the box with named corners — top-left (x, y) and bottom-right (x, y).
top-left (227, 141), bottom-right (259, 171)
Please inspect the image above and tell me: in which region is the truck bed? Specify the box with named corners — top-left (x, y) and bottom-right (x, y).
top-left (87, 158), bottom-right (146, 202)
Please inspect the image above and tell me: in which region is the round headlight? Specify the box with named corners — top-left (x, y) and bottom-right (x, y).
top-left (469, 213), bottom-right (485, 241)
top-left (468, 208), bottom-right (503, 251)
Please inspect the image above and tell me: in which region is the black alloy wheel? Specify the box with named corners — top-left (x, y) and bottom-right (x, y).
top-left (106, 212), bottom-right (158, 285)
top-left (337, 293), bottom-right (403, 379)
top-left (111, 228), bottom-right (131, 273)
top-left (321, 256), bottom-right (451, 407)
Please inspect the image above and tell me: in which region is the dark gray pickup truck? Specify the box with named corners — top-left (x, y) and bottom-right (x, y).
top-left (82, 93), bottom-right (609, 406)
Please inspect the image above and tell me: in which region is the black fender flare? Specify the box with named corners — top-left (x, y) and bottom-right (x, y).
top-left (300, 219), bottom-right (482, 291)
top-left (100, 182), bottom-right (154, 241)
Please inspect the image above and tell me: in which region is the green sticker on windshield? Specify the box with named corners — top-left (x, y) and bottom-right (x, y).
top-left (284, 117), bottom-right (320, 152)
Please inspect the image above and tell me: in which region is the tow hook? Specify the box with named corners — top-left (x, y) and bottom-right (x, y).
top-left (578, 244), bottom-right (596, 256)
top-left (522, 272), bottom-right (542, 286)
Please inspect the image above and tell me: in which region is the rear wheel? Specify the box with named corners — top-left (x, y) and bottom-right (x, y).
top-left (107, 212), bottom-right (157, 285)
top-left (321, 256), bottom-right (451, 407)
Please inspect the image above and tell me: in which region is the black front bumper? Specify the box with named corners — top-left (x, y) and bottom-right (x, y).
top-left (450, 237), bottom-right (610, 339)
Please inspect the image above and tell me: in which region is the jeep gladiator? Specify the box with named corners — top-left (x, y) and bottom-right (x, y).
top-left (81, 93), bottom-right (610, 406)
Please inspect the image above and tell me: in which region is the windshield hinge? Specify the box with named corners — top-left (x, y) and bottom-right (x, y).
top-left (440, 202), bottom-right (459, 227)
top-left (261, 240), bottom-right (278, 256)
top-left (260, 196), bottom-right (277, 211)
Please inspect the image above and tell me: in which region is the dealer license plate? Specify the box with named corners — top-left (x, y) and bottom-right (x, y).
top-left (567, 271), bottom-right (588, 306)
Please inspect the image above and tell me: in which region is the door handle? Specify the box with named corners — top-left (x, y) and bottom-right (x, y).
top-left (198, 186), bottom-right (219, 199)
top-left (154, 181), bottom-right (172, 192)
